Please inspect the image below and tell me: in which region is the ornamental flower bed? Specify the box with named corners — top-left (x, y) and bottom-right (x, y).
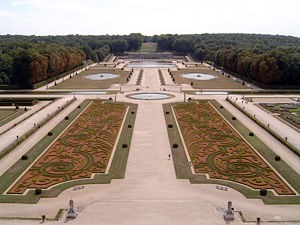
top-left (8, 101), bottom-right (126, 194)
top-left (173, 101), bottom-right (295, 195)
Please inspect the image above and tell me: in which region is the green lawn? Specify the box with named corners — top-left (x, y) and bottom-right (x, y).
top-left (0, 109), bottom-right (24, 126)
top-left (139, 42), bottom-right (157, 52)
top-left (50, 66), bottom-right (131, 89)
top-left (171, 66), bottom-right (250, 89)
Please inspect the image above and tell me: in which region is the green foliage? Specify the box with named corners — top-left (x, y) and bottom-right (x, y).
top-left (156, 33), bottom-right (300, 87)
top-left (172, 38), bottom-right (193, 53)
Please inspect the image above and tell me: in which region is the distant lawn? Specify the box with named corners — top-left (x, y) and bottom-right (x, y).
top-left (139, 42), bottom-right (157, 52)
top-left (260, 103), bottom-right (300, 130)
top-left (50, 67), bottom-right (130, 89)
top-left (171, 66), bottom-right (250, 89)
top-left (0, 109), bottom-right (18, 121)
top-left (0, 109), bottom-right (25, 126)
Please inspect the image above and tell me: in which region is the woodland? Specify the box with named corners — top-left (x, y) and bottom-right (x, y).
top-left (0, 33), bottom-right (299, 89)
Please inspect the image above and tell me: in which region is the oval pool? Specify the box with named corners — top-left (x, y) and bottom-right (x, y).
top-left (84, 73), bottom-right (119, 80)
top-left (128, 93), bottom-right (171, 100)
top-left (182, 73), bottom-right (215, 80)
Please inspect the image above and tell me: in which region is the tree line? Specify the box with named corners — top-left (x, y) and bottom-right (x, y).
top-left (1, 33), bottom-right (299, 88)
top-left (157, 33), bottom-right (300, 88)
top-left (0, 33), bottom-right (142, 88)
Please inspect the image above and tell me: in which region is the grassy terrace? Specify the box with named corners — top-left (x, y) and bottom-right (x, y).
top-left (50, 65), bottom-right (131, 89)
top-left (171, 65), bottom-right (249, 89)
top-left (0, 109), bottom-right (24, 126)
top-left (0, 100), bottom-right (137, 203)
top-left (139, 42), bottom-right (157, 52)
top-left (164, 101), bottom-right (300, 204)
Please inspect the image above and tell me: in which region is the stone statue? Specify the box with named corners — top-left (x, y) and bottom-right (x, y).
top-left (224, 201), bottom-right (234, 220)
top-left (66, 199), bottom-right (77, 219)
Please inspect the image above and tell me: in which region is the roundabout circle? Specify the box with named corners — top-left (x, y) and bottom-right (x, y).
top-left (84, 73), bottom-right (119, 80)
top-left (182, 73), bottom-right (216, 80)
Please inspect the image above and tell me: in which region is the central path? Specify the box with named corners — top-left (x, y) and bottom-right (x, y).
top-left (1, 68), bottom-right (300, 225)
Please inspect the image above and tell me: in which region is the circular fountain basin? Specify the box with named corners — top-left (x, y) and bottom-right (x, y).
top-left (182, 73), bottom-right (215, 80)
top-left (85, 73), bottom-right (119, 80)
top-left (128, 93), bottom-right (171, 100)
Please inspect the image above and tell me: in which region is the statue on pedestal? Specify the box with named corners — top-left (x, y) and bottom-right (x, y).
top-left (66, 199), bottom-right (78, 219)
top-left (224, 201), bottom-right (234, 220)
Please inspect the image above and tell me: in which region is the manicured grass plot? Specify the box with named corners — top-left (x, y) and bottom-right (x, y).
top-left (50, 67), bottom-right (130, 89)
top-left (171, 66), bottom-right (249, 89)
top-left (0, 109), bottom-right (18, 121)
top-left (173, 101), bottom-right (295, 195)
top-left (8, 101), bottom-right (127, 194)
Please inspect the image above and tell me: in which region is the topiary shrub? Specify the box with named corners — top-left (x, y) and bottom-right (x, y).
top-left (188, 97), bottom-right (192, 101)
top-left (220, 106), bottom-right (223, 109)
top-left (166, 111), bottom-right (170, 114)
top-left (128, 124), bottom-right (132, 128)
top-left (172, 144), bottom-right (178, 148)
top-left (260, 189), bottom-right (267, 196)
top-left (122, 144), bottom-right (128, 148)
top-left (109, 97), bottom-right (113, 101)
top-left (168, 124), bottom-right (173, 128)
top-left (35, 188), bottom-right (42, 195)
top-left (77, 105), bottom-right (81, 108)
top-left (65, 116), bottom-right (69, 120)
top-left (275, 155), bottom-right (281, 161)
top-left (21, 155), bottom-right (28, 160)
top-left (249, 132), bottom-right (254, 136)
top-left (131, 111), bottom-right (135, 114)
top-left (232, 116), bottom-right (236, 120)
top-left (48, 131), bottom-right (53, 136)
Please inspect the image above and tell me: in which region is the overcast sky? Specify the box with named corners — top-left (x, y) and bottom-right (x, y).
top-left (0, 0), bottom-right (299, 37)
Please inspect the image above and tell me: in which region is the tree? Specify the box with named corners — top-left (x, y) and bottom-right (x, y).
top-left (109, 39), bottom-right (128, 53)
top-left (172, 38), bottom-right (192, 53)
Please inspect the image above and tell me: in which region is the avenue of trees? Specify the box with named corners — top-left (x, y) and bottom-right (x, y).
top-left (157, 33), bottom-right (300, 88)
top-left (0, 33), bottom-right (142, 88)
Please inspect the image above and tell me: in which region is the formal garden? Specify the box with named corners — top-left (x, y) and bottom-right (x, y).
top-left (50, 65), bottom-right (131, 89)
top-left (173, 101), bottom-right (294, 195)
top-left (0, 100), bottom-right (137, 202)
top-left (260, 103), bottom-right (300, 130)
top-left (170, 65), bottom-right (249, 89)
top-left (164, 101), bottom-right (300, 203)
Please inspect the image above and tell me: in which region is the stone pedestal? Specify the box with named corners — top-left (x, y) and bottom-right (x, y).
top-left (66, 199), bottom-right (77, 219)
top-left (224, 201), bottom-right (234, 220)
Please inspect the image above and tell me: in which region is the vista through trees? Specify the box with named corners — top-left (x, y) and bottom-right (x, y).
top-left (0, 33), bottom-right (299, 88)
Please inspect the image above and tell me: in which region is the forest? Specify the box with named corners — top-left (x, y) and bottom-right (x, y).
top-left (156, 33), bottom-right (300, 88)
top-left (0, 33), bottom-right (142, 88)
top-left (0, 33), bottom-right (299, 89)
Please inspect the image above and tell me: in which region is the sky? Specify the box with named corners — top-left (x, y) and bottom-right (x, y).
top-left (0, 0), bottom-right (299, 37)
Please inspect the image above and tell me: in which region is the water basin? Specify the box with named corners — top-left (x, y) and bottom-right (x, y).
top-left (128, 93), bottom-right (171, 100)
top-left (182, 73), bottom-right (215, 80)
top-left (85, 73), bottom-right (119, 80)
top-left (127, 62), bottom-right (174, 68)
